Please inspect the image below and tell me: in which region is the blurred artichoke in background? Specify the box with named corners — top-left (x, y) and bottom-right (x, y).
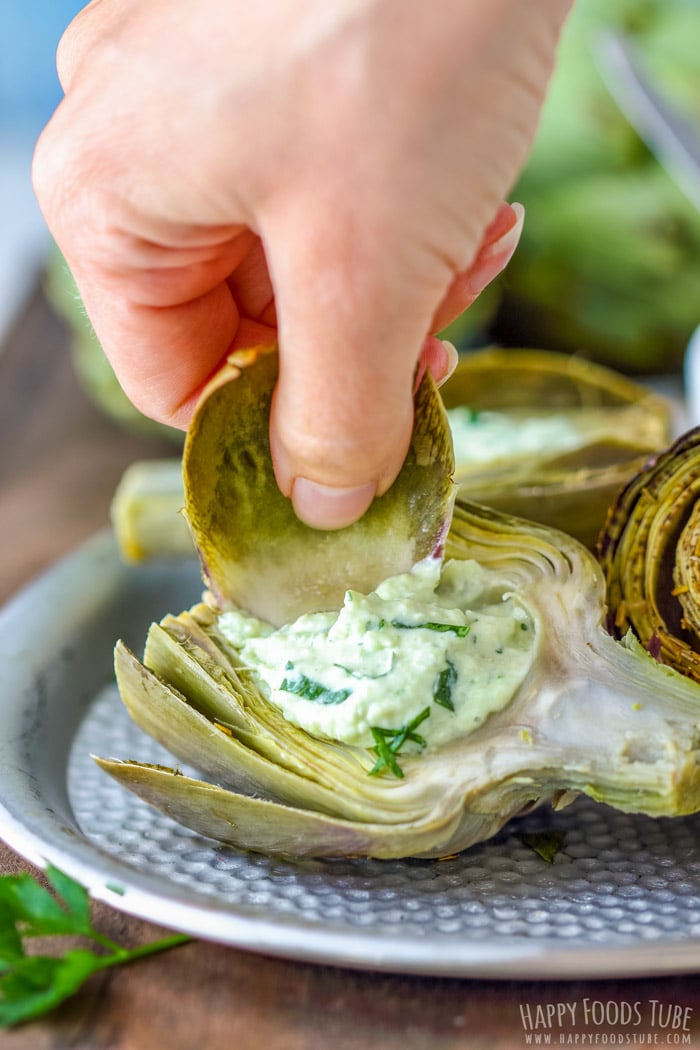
top-left (44, 247), bottom-right (183, 443)
top-left (444, 0), bottom-right (700, 374)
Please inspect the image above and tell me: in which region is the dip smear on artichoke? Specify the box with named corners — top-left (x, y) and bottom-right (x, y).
top-left (97, 345), bottom-right (700, 859)
top-left (440, 348), bottom-right (670, 550)
top-left (217, 557), bottom-right (534, 758)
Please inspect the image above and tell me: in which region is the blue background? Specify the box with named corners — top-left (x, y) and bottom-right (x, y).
top-left (0, 3), bottom-right (84, 338)
top-left (0, 1), bottom-right (84, 135)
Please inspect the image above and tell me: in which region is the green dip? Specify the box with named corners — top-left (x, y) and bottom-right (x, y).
top-left (218, 558), bottom-right (535, 753)
top-left (447, 407), bottom-right (594, 467)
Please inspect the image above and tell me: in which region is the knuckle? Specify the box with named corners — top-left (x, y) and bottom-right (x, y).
top-left (31, 115), bottom-right (87, 243)
top-left (55, 0), bottom-right (107, 91)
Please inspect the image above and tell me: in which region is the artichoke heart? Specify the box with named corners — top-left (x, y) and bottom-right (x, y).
top-left (440, 348), bottom-right (670, 549)
top-left (98, 347), bottom-right (700, 860)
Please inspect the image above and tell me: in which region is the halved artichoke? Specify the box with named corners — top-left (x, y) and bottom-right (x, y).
top-left (97, 345), bottom-right (700, 860)
top-left (599, 427), bottom-right (700, 682)
top-left (439, 348), bottom-right (671, 548)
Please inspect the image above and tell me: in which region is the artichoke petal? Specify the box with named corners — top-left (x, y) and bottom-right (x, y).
top-left (182, 345), bottom-right (456, 625)
top-left (93, 759), bottom-right (471, 860)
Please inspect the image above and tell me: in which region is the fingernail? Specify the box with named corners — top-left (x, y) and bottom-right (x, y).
top-left (465, 203), bottom-right (524, 300)
top-left (291, 478), bottom-right (377, 530)
top-left (414, 338), bottom-right (459, 393)
top-left (482, 201), bottom-right (524, 262)
top-left (440, 339), bottom-right (459, 381)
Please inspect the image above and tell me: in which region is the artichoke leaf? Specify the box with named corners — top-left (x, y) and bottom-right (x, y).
top-left (183, 344), bottom-right (456, 625)
top-left (93, 759), bottom-right (479, 860)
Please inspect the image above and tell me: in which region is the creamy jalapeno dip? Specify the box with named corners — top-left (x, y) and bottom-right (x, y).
top-left (218, 558), bottom-right (535, 753)
top-left (447, 406), bottom-right (589, 467)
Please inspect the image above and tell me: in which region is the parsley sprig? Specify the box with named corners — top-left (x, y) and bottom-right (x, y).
top-left (369, 707), bottom-right (431, 779)
top-left (0, 866), bottom-right (189, 1028)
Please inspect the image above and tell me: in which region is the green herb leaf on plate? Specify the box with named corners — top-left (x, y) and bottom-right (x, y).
top-left (518, 829), bottom-right (567, 864)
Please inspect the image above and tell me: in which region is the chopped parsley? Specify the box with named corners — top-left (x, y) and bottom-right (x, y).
top-left (368, 707), bottom-right (431, 779)
top-left (432, 659), bottom-right (457, 711)
top-left (390, 620), bottom-right (470, 638)
top-left (280, 666), bottom-right (351, 706)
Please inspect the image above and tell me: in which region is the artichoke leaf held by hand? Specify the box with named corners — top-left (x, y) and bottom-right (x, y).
top-left (183, 344), bottom-right (456, 626)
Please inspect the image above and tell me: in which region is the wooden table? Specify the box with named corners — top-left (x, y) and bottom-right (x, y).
top-left (2, 278), bottom-right (700, 1050)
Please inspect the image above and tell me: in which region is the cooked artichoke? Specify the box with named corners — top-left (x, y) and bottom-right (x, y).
top-left (599, 427), bottom-right (700, 682)
top-left (182, 344), bottom-right (456, 625)
top-left (96, 345), bottom-right (700, 860)
top-left (45, 246), bottom-right (183, 443)
top-left (110, 458), bottom-right (192, 564)
top-left (440, 348), bottom-right (671, 548)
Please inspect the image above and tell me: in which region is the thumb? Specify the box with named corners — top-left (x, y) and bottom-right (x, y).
top-left (264, 200), bottom-right (451, 531)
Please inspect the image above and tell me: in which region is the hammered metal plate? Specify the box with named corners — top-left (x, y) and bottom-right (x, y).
top-left (2, 531), bottom-right (700, 979)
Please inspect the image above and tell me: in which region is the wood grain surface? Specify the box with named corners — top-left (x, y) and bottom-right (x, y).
top-left (1, 279), bottom-right (700, 1050)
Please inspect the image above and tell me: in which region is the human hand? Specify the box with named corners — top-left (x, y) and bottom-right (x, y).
top-left (33, 0), bottom-right (572, 528)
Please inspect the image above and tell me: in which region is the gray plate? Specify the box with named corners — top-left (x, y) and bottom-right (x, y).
top-left (2, 530), bottom-right (700, 980)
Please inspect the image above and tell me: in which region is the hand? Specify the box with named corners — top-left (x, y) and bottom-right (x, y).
top-left (33, 0), bottom-right (572, 528)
